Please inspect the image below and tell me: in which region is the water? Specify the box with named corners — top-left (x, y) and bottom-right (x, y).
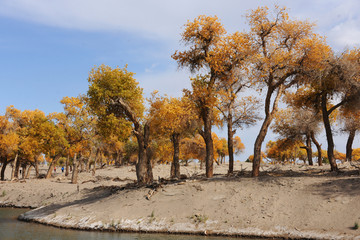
top-left (0, 208), bottom-right (254, 240)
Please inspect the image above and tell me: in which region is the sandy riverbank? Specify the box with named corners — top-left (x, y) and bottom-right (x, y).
top-left (1, 162), bottom-right (360, 239)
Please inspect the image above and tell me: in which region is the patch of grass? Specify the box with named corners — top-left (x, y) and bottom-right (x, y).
top-left (110, 219), bottom-right (116, 228)
top-left (354, 222), bottom-right (359, 230)
top-left (1, 190), bottom-right (6, 197)
top-left (148, 210), bottom-right (156, 223)
top-left (190, 214), bottom-right (208, 224)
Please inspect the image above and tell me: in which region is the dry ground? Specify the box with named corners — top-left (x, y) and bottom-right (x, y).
top-left (1, 161), bottom-right (360, 239)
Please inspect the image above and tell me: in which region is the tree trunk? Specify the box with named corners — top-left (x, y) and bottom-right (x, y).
top-left (11, 154), bottom-right (19, 180)
top-left (321, 94), bottom-right (338, 171)
top-left (1, 160), bottom-right (8, 181)
top-left (253, 115), bottom-right (272, 176)
top-left (71, 153), bottom-right (79, 184)
top-left (115, 150), bottom-right (122, 167)
top-left (346, 129), bottom-right (356, 162)
top-left (25, 165), bottom-right (32, 179)
top-left (310, 131), bottom-right (322, 166)
top-left (227, 116), bottom-right (235, 174)
top-left (79, 157), bottom-right (84, 172)
top-left (65, 154), bottom-right (69, 176)
top-left (21, 164), bottom-right (26, 179)
top-left (86, 149), bottom-right (94, 172)
top-left (34, 157), bottom-right (39, 178)
top-left (306, 132), bottom-right (313, 165)
top-left (46, 155), bottom-right (60, 179)
top-left (252, 86), bottom-right (282, 177)
top-left (135, 124), bottom-right (153, 185)
top-left (14, 158), bottom-right (20, 179)
top-left (170, 133), bottom-right (181, 179)
top-left (201, 106), bottom-right (214, 178)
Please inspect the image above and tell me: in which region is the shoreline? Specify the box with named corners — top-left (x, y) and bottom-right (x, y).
top-left (1, 162), bottom-right (360, 240)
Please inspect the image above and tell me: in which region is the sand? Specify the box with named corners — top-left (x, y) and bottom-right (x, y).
top-left (1, 161), bottom-right (360, 239)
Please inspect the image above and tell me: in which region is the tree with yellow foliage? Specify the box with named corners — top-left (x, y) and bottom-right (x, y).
top-left (339, 92), bottom-right (360, 162)
top-left (149, 94), bottom-right (197, 179)
top-left (294, 48), bottom-right (360, 171)
top-left (173, 15), bottom-right (227, 178)
top-left (17, 109), bottom-right (49, 178)
top-left (272, 106), bottom-right (322, 165)
top-left (43, 112), bottom-right (69, 179)
top-left (0, 107), bottom-right (20, 180)
top-left (87, 64), bottom-right (153, 184)
top-left (247, 6), bottom-right (331, 176)
top-left (266, 139), bottom-right (307, 164)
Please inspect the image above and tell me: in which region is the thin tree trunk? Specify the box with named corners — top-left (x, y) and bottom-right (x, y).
top-left (65, 154), bottom-right (69, 176)
top-left (310, 131), bottom-right (322, 166)
top-left (306, 132), bottom-right (313, 165)
top-left (86, 149), bottom-right (94, 172)
top-left (79, 157), bottom-right (84, 172)
top-left (14, 158), bottom-right (20, 179)
top-left (1, 160), bottom-right (8, 181)
top-left (321, 94), bottom-right (338, 171)
top-left (21, 164), bottom-right (26, 179)
top-left (346, 129), bottom-right (356, 162)
top-left (227, 116), bottom-right (235, 174)
top-left (71, 153), bottom-right (78, 184)
top-left (46, 155), bottom-right (60, 179)
top-left (11, 154), bottom-right (19, 180)
top-left (170, 133), bottom-right (180, 179)
top-left (115, 150), bottom-right (122, 167)
top-left (34, 157), bottom-right (39, 178)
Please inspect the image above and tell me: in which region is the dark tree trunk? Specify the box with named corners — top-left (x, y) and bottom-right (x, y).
top-left (253, 86), bottom-right (282, 177)
top-left (1, 160), bottom-right (8, 181)
top-left (306, 132), bottom-right (313, 165)
top-left (135, 123), bottom-right (153, 185)
top-left (321, 93), bottom-right (338, 171)
top-left (170, 133), bottom-right (181, 179)
top-left (79, 157), bottom-right (84, 172)
top-left (227, 116), bottom-right (235, 174)
top-left (201, 106), bottom-right (214, 178)
top-left (34, 157), bottom-right (39, 177)
top-left (115, 150), bottom-right (123, 167)
top-left (14, 158), bottom-right (20, 179)
top-left (86, 149), bottom-right (95, 172)
top-left (65, 154), bottom-right (69, 176)
top-left (21, 164), bottom-right (26, 179)
top-left (346, 129), bottom-right (356, 162)
top-left (71, 153), bottom-right (79, 184)
top-left (310, 131), bottom-right (322, 166)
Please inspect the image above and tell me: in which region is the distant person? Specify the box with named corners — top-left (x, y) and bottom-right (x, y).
top-left (61, 166), bottom-right (64, 173)
top-left (54, 167), bottom-right (56, 173)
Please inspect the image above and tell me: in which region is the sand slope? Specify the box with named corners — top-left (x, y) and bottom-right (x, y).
top-left (1, 162), bottom-right (360, 239)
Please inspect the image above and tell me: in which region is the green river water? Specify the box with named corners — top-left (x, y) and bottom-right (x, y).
top-left (0, 208), bottom-right (259, 240)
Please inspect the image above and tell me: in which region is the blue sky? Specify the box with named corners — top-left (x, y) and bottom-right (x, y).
top-left (0, 0), bottom-right (359, 159)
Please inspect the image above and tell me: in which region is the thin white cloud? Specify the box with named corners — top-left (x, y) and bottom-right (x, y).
top-left (136, 67), bottom-right (191, 98)
top-left (329, 20), bottom-right (360, 49)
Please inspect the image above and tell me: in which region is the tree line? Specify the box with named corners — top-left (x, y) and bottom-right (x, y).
top-left (0, 5), bottom-right (359, 184)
